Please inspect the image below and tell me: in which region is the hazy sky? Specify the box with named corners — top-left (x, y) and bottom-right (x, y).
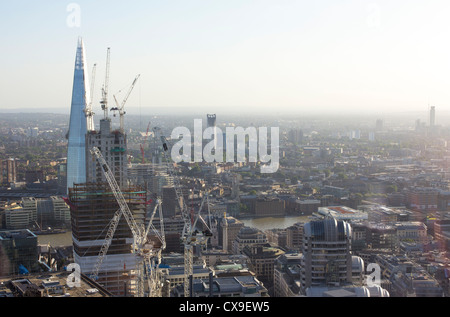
top-left (1, 0), bottom-right (450, 116)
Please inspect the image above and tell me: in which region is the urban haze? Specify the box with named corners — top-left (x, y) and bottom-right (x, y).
top-left (0, 1), bottom-right (449, 303)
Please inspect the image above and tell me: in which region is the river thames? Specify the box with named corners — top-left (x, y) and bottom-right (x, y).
top-left (37, 216), bottom-right (311, 247)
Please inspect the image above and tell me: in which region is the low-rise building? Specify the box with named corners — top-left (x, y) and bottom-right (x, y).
top-left (434, 217), bottom-right (450, 252)
top-left (232, 226), bottom-right (268, 254)
top-left (304, 285), bottom-right (389, 297)
top-left (374, 253), bottom-right (444, 297)
top-left (50, 196), bottom-right (71, 226)
top-left (265, 228), bottom-right (287, 249)
top-left (317, 206), bottom-right (368, 222)
top-left (242, 244), bottom-right (285, 287)
top-left (360, 204), bottom-right (411, 223)
top-left (0, 271), bottom-right (112, 297)
top-left (286, 222), bottom-right (304, 252)
top-left (1, 198), bottom-right (37, 230)
top-left (0, 229), bottom-right (39, 276)
top-left (171, 275), bottom-right (269, 297)
top-left (160, 265), bottom-right (212, 292)
top-left (273, 253), bottom-right (301, 297)
top-left (253, 197), bottom-right (285, 217)
top-left (395, 222), bottom-right (428, 244)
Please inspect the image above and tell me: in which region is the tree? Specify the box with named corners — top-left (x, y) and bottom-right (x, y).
top-left (386, 184), bottom-right (398, 194)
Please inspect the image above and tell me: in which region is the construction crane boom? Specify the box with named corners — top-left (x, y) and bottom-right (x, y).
top-left (90, 207), bottom-right (122, 280)
top-left (90, 147), bottom-right (143, 246)
top-left (90, 146), bottom-right (166, 297)
top-left (112, 74), bottom-right (140, 133)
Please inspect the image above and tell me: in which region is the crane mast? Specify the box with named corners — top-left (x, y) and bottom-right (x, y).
top-left (85, 63), bottom-right (97, 131)
top-left (100, 48), bottom-right (111, 120)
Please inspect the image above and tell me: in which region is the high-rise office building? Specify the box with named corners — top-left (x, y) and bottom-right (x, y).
top-left (288, 129), bottom-right (304, 145)
top-left (66, 38), bottom-right (90, 193)
top-left (300, 217), bottom-right (354, 291)
top-left (375, 119), bottom-right (384, 131)
top-left (162, 186), bottom-right (181, 218)
top-left (0, 158), bottom-right (17, 186)
top-left (86, 118), bottom-right (128, 188)
top-left (430, 106), bottom-right (436, 127)
top-left (128, 163), bottom-right (173, 197)
top-left (207, 114), bottom-right (217, 128)
top-left (206, 114), bottom-right (218, 156)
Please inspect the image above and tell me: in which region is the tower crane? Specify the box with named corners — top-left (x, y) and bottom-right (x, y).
top-left (89, 147), bottom-right (166, 297)
top-left (111, 74), bottom-right (140, 133)
top-left (156, 130), bottom-right (213, 297)
top-left (84, 63), bottom-right (97, 131)
top-left (100, 48), bottom-right (111, 120)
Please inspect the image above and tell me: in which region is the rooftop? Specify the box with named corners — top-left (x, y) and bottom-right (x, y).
top-left (0, 229), bottom-right (37, 240)
top-left (0, 271), bottom-right (112, 297)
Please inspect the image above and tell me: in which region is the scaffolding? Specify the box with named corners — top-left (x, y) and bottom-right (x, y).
top-left (68, 182), bottom-right (147, 296)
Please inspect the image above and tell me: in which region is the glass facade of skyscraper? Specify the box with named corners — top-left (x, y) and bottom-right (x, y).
top-left (66, 38), bottom-right (90, 193)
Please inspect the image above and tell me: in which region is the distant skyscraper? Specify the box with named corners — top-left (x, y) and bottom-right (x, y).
top-left (375, 119), bottom-right (383, 131)
top-left (206, 114), bottom-right (218, 156)
top-left (67, 38), bottom-right (90, 193)
top-left (430, 106), bottom-right (436, 127)
top-left (207, 114), bottom-right (217, 128)
top-left (288, 129), bottom-right (303, 145)
top-left (0, 158), bottom-right (17, 186)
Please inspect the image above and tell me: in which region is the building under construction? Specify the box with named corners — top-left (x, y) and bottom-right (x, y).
top-left (86, 118), bottom-right (128, 189)
top-left (66, 39), bottom-right (164, 296)
top-left (68, 182), bottom-right (147, 296)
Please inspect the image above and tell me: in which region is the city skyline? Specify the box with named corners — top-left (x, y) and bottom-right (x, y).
top-left (2, 1), bottom-right (450, 299)
top-left (2, 1), bottom-right (450, 116)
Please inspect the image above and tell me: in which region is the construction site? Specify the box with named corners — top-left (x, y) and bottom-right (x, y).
top-left (68, 182), bottom-right (148, 296)
top-left (62, 38), bottom-right (217, 298)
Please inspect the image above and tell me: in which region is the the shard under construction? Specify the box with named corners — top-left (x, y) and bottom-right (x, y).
top-left (67, 38), bottom-right (89, 193)
top-left (66, 38), bottom-right (147, 296)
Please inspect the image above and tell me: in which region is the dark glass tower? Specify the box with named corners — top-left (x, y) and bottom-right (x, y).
top-left (67, 38), bottom-right (90, 193)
